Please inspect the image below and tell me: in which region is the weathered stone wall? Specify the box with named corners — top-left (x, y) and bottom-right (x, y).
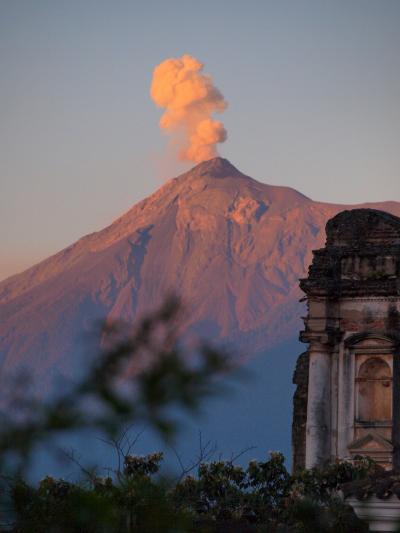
top-left (293, 208), bottom-right (400, 469)
top-left (292, 351), bottom-right (309, 471)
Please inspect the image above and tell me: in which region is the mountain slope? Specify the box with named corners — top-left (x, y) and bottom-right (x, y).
top-left (1, 158), bottom-right (400, 387)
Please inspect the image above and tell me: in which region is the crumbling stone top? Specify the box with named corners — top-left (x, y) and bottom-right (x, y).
top-left (326, 209), bottom-right (400, 248)
top-left (301, 209), bottom-right (400, 298)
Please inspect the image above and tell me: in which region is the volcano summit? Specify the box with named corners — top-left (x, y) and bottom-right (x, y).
top-left (1, 158), bottom-right (400, 389)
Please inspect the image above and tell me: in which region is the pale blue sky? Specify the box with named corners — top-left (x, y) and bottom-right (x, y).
top-left (1, 0), bottom-right (400, 280)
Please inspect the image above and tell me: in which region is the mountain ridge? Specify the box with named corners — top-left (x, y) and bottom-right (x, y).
top-left (1, 158), bottom-right (400, 388)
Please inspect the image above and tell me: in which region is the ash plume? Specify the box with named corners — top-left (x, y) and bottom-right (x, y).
top-left (150, 54), bottom-right (228, 163)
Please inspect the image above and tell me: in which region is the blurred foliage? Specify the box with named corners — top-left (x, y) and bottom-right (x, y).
top-left (0, 297), bottom-right (232, 475)
top-left (0, 298), bottom-right (374, 531)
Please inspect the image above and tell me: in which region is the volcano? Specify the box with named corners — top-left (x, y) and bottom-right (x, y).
top-left (1, 158), bottom-right (400, 390)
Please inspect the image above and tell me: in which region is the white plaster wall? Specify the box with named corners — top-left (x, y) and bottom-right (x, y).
top-left (305, 296), bottom-right (400, 466)
top-left (335, 297), bottom-right (400, 461)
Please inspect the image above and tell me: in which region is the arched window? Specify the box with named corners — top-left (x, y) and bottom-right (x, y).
top-left (356, 357), bottom-right (392, 423)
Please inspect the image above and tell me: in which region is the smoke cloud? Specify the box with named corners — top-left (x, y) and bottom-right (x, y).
top-left (150, 54), bottom-right (228, 163)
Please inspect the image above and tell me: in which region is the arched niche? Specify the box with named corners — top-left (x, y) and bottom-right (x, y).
top-left (356, 357), bottom-right (392, 423)
top-left (345, 333), bottom-right (396, 434)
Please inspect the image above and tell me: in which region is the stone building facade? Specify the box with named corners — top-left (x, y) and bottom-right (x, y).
top-left (292, 209), bottom-right (400, 471)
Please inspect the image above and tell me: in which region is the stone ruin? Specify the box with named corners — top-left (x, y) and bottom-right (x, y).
top-left (292, 208), bottom-right (400, 471)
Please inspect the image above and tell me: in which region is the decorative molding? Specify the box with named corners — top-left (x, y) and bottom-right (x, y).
top-left (348, 432), bottom-right (393, 453)
top-left (345, 332), bottom-right (399, 348)
top-left (347, 496), bottom-right (400, 532)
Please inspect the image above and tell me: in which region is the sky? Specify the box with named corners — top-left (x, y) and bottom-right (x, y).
top-left (1, 0), bottom-right (400, 281)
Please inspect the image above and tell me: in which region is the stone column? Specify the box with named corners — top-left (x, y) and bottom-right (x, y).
top-left (393, 347), bottom-right (400, 471)
top-left (337, 343), bottom-right (355, 459)
top-left (305, 343), bottom-right (331, 468)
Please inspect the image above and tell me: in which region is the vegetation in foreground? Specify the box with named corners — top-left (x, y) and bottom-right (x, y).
top-left (0, 298), bottom-right (373, 531)
top-left (5, 451), bottom-right (373, 532)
